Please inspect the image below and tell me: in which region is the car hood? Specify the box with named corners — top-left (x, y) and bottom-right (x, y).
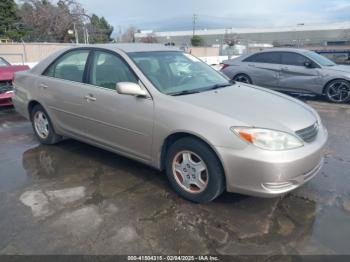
top-left (323, 65), bottom-right (350, 74)
top-left (0, 65), bottom-right (30, 81)
top-left (174, 84), bottom-right (317, 132)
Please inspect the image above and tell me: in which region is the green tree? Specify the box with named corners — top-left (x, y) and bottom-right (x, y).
top-left (0, 0), bottom-right (25, 41)
top-left (191, 35), bottom-right (204, 47)
top-left (88, 14), bottom-right (114, 43)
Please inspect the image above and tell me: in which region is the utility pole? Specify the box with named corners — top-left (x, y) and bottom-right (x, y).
top-left (192, 14), bottom-right (197, 37)
top-left (73, 23), bottom-right (79, 44)
top-left (296, 23), bottom-right (304, 48)
top-left (86, 28), bottom-right (89, 44)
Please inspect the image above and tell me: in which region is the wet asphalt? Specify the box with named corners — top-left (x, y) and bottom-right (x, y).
top-left (0, 98), bottom-right (349, 255)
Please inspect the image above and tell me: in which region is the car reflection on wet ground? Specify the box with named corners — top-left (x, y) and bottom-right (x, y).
top-left (0, 99), bottom-right (350, 255)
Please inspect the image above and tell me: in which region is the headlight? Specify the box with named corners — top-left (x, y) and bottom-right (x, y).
top-left (231, 127), bottom-right (304, 151)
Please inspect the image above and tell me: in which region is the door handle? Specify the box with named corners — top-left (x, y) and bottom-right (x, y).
top-left (84, 94), bottom-right (96, 102)
top-left (281, 67), bottom-right (289, 71)
top-left (39, 83), bottom-right (48, 89)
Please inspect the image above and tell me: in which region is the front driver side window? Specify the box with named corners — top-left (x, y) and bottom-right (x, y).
top-left (43, 50), bottom-right (89, 83)
top-left (281, 52), bottom-right (312, 67)
top-left (90, 51), bottom-right (138, 90)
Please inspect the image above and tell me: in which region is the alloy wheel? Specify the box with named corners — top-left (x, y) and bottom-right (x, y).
top-left (172, 151), bottom-right (209, 194)
top-left (326, 80), bottom-right (350, 103)
top-left (34, 111), bottom-right (50, 139)
top-left (233, 74), bottom-right (251, 84)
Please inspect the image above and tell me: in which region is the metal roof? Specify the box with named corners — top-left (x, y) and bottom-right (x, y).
top-left (135, 22), bottom-right (350, 38)
top-left (258, 48), bottom-right (310, 53)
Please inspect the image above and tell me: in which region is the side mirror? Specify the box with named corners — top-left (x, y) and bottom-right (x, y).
top-left (304, 61), bottom-right (313, 68)
top-left (116, 82), bottom-right (148, 97)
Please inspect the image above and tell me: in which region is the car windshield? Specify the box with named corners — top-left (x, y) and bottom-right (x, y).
top-left (305, 51), bottom-right (336, 66)
top-left (0, 57), bottom-right (10, 67)
top-left (129, 51), bottom-right (231, 95)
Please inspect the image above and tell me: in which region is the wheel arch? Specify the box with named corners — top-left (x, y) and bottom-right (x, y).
top-left (28, 100), bottom-right (42, 119)
top-left (232, 73), bottom-right (252, 83)
top-left (160, 132), bottom-right (226, 182)
top-left (322, 78), bottom-right (350, 94)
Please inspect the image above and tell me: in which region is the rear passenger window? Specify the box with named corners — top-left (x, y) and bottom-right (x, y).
top-left (89, 51), bottom-right (138, 90)
top-left (43, 50), bottom-right (89, 83)
top-left (244, 52), bottom-right (280, 64)
top-left (281, 52), bottom-right (311, 66)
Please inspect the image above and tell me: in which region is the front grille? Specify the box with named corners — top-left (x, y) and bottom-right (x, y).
top-left (0, 81), bottom-right (13, 94)
top-left (295, 122), bottom-right (319, 142)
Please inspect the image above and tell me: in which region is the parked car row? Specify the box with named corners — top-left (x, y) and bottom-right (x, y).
top-left (220, 48), bottom-right (350, 103)
top-left (13, 44), bottom-right (327, 203)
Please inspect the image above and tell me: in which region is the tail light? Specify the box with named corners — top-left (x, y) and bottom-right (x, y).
top-left (220, 63), bottom-right (230, 70)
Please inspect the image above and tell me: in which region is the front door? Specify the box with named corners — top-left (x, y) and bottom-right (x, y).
top-left (277, 52), bottom-right (321, 93)
top-left (78, 50), bottom-right (154, 161)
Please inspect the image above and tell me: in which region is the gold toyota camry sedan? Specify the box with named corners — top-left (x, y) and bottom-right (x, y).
top-left (13, 44), bottom-right (328, 203)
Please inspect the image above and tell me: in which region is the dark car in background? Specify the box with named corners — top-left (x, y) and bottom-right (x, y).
top-left (221, 48), bottom-right (350, 103)
top-left (0, 57), bottom-right (30, 107)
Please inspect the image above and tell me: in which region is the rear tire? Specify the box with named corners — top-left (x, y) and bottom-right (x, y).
top-left (233, 74), bottom-right (252, 84)
top-left (30, 104), bottom-right (62, 144)
top-left (324, 79), bottom-right (350, 103)
top-left (165, 137), bottom-right (225, 203)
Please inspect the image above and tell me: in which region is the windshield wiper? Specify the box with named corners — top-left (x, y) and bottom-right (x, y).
top-left (169, 90), bottom-right (201, 96)
top-left (169, 83), bottom-right (232, 96)
top-left (205, 83), bottom-right (232, 90)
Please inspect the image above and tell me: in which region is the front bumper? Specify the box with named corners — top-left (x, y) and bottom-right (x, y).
top-left (0, 91), bottom-right (14, 107)
top-left (216, 124), bottom-right (328, 197)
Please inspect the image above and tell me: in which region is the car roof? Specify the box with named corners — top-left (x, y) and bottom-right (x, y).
top-left (87, 43), bottom-right (180, 53)
top-left (258, 48), bottom-right (310, 54)
top-left (30, 43), bottom-right (181, 75)
top-left (227, 48), bottom-right (312, 63)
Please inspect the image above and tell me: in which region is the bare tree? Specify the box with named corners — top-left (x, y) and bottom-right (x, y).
top-left (120, 26), bottom-right (136, 43)
top-left (224, 30), bottom-right (239, 47)
top-left (140, 33), bottom-right (158, 43)
top-left (19, 0), bottom-right (89, 42)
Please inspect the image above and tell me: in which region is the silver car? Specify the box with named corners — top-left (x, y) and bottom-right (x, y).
top-left (13, 44), bottom-right (328, 203)
top-left (221, 48), bottom-right (350, 103)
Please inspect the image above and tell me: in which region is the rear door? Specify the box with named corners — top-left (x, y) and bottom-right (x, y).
top-left (242, 52), bottom-right (281, 88)
top-left (39, 49), bottom-right (91, 135)
top-left (278, 52), bottom-right (321, 93)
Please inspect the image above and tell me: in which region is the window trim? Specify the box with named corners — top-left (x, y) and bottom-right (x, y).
top-left (243, 52), bottom-right (282, 64)
top-left (0, 57), bottom-right (11, 66)
top-left (40, 47), bottom-right (155, 98)
top-left (85, 48), bottom-right (139, 89)
top-left (83, 47), bottom-right (153, 99)
top-left (280, 51), bottom-right (321, 68)
top-left (42, 47), bottom-right (92, 83)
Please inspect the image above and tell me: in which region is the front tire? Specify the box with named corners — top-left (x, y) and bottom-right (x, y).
top-left (30, 104), bottom-right (62, 144)
top-left (324, 79), bottom-right (350, 103)
top-left (233, 74), bottom-right (252, 84)
top-left (165, 137), bottom-right (225, 203)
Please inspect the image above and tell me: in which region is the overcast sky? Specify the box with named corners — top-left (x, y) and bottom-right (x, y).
top-left (78, 0), bottom-right (350, 32)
